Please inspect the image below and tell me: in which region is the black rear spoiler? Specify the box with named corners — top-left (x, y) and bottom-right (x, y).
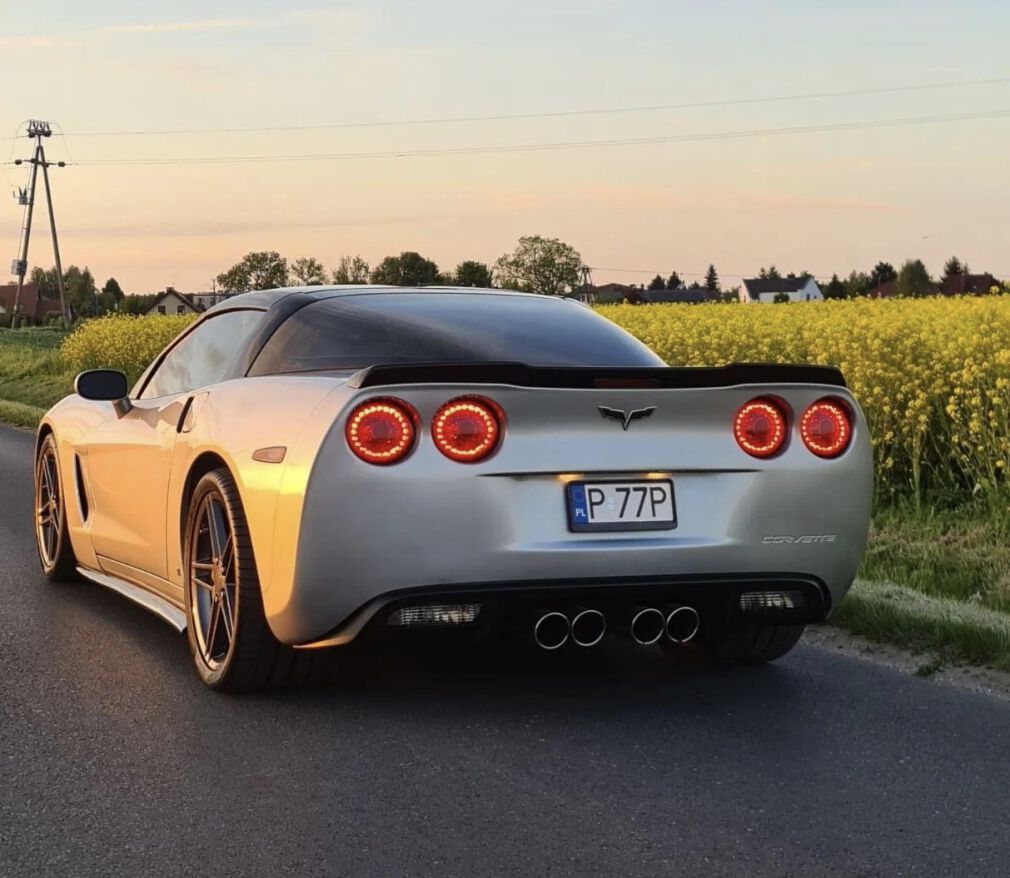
top-left (348, 362), bottom-right (846, 390)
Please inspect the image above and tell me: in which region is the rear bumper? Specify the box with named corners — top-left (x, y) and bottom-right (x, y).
top-left (292, 573), bottom-right (831, 649)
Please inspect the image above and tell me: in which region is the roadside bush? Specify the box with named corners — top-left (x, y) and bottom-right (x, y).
top-left (599, 297), bottom-right (1010, 507)
top-left (60, 314), bottom-right (196, 384)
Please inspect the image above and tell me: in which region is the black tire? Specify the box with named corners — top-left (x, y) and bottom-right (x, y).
top-left (706, 620), bottom-right (805, 664)
top-left (34, 433), bottom-right (78, 582)
top-left (183, 467), bottom-right (314, 692)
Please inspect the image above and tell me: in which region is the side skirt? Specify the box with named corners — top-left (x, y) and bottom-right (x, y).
top-left (76, 566), bottom-right (188, 633)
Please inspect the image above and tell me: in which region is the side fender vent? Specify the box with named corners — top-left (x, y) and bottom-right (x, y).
top-left (74, 454), bottom-right (90, 523)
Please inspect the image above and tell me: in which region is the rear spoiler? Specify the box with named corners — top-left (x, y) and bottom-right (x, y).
top-left (348, 362), bottom-right (846, 390)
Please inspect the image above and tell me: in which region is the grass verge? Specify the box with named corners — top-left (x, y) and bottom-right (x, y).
top-left (833, 580), bottom-right (1010, 671)
top-left (0, 328), bottom-right (73, 429)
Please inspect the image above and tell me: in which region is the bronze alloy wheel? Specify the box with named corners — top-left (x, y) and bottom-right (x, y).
top-left (187, 489), bottom-right (239, 672)
top-left (34, 434), bottom-right (77, 581)
top-left (35, 442), bottom-right (62, 569)
top-left (183, 468), bottom-right (315, 691)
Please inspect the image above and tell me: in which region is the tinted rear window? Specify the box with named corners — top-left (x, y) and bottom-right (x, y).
top-left (249, 293), bottom-right (664, 375)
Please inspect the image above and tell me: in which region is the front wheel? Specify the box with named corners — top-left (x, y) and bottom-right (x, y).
top-left (34, 433), bottom-right (78, 582)
top-left (706, 620), bottom-right (805, 664)
top-left (183, 468), bottom-right (313, 692)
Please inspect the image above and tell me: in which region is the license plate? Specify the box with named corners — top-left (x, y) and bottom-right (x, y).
top-left (566, 480), bottom-right (676, 533)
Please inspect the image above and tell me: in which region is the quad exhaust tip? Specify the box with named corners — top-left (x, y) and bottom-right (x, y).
top-left (570, 608), bottom-right (607, 648)
top-left (665, 606), bottom-right (700, 644)
top-left (629, 607), bottom-right (666, 646)
top-left (533, 611), bottom-right (570, 651)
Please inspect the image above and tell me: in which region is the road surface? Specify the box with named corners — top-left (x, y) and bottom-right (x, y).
top-left (1, 424), bottom-right (1008, 877)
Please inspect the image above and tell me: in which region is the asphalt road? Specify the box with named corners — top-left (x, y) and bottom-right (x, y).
top-left (2, 424), bottom-right (1009, 877)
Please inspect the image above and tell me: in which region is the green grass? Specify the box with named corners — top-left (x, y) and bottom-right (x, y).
top-left (0, 328), bottom-right (73, 426)
top-left (834, 579), bottom-right (1010, 671)
top-left (860, 506), bottom-right (1010, 613)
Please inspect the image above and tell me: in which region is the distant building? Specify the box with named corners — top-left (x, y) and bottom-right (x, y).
top-left (643, 288), bottom-right (720, 304)
top-left (941, 273), bottom-right (999, 297)
top-left (568, 283), bottom-right (637, 305)
top-left (145, 288), bottom-right (239, 315)
top-left (740, 277), bottom-right (823, 304)
top-left (146, 288), bottom-right (200, 316)
top-left (866, 280), bottom-right (897, 299)
top-left (0, 283), bottom-right (62, 322)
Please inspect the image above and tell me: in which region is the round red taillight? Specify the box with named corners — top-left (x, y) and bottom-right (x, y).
top-left (432, 397), bottom-right (502, 463)
top-left (734, 398), bottom-right (788, 458)
top-left (800, 399), bottom-right (852, 458)
top-left (345, 399), bottom-right (416, 465)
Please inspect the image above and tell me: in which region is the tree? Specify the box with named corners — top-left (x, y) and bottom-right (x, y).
top-left (647, 274), bottom-right (666, 291)
top-left (493, 235), bottom-right (585, 296)
top-left (943, 256), bottom-right (969, 280)
top-left (121, 294), bottom-right (159, 315)
top-left (666, 271), bottom-right (683, 290)
top-left (845, 270), bottom-right (872, 298)
top-left (824, 274), bottom-right (848, 300)
top-left (370, 251), bottom-right (441, 286)
top-left (217, 251), bottom-right (288, 292)
top-left (30, 266), bottom-right (60, 299)
top-left (758, 265), bottom-right (782, 280)
top-left (99, 277), bottom-right (124, 313)
top-left (870, 261), bottom-right (897, 287)
top-left (704, 264), bottom-right (720, 292)
top-left (62, 266), bottom-right (98, 318)
top-left (772, 291), bottom-right (790, 304)
top-left (290, 257), bottom-right (328, 286)
top-left (895, 259), bottom-right (934, 298)
top-left (332, 255), bottom-right (370, 285)
top-left (454, 260), bottom-right (494, 288)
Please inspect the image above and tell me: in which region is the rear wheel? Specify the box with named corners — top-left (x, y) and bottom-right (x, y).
top-left (706, 620), bottom-right (805, 664)
top-left (34, 433), bottom-right (78, 582)
top-left (183, 468), bottom-right (313, 692)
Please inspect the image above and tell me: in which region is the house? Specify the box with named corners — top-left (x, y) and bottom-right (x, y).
top-left (941, 273), bottom-right (999, 297)
top-left (189, 291), bottom-right (239, 311)
top-left (568, 283), bottom-right (637, 305)
top-left (146, 288), bottom-right (200, 316)
top-left (643, 288), bottom-right (721, 304)
top-left (0, 283), bottom-right (63, 322)
top-left (740, 277), bottom-right (823, 304)
top-left (866, 280), bottom-right (897, 299)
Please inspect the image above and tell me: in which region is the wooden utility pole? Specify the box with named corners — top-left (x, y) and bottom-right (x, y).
top-left (11, 120), bottom-right (70, 329)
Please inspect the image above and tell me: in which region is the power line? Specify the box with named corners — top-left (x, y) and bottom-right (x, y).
top-left (42, 107), bottom-right (1010, 168)
top-left (59, 76), bottom-right (1010, 137)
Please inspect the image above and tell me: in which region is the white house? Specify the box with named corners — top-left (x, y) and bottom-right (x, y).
top-left (739, 277), bottom-right (823, 304)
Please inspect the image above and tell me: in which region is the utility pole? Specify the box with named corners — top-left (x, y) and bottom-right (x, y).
top-left (11, 120), bottom-right (70, 329)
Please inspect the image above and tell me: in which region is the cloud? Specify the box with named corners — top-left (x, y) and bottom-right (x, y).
top-left (102, 18), bottom-right (259, 35)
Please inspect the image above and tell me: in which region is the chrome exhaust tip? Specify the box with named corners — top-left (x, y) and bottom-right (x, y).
top-left (570, 608), bottom-right (606, 648)
top-left (533, 611), bottom-right (570, 651)
top-left (665, 606), bottom-right (700, 644)
top-left (629, 607), bottom-right (665, 646)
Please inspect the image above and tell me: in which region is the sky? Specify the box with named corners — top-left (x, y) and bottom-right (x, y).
top-left (1, 0), bottom-right (1009, 294)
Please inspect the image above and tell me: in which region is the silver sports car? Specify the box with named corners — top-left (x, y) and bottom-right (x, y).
top-left (34, 286), bottom-right (873, 690)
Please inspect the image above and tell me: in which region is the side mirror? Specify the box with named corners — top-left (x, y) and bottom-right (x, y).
top-left (75, 369), bottom-right (130, 405)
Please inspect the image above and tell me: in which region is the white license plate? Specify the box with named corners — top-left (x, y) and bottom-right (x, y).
top-left (566, 480), bottom-right (676, 533)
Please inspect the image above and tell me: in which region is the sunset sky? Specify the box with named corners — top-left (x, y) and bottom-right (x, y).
top-left (2, 0), bottom-right (1009, 294)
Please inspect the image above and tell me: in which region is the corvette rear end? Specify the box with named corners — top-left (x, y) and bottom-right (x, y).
top-left (268, 362), bottom-right (872, 656)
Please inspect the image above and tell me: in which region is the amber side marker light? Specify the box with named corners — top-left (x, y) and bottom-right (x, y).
top-left (800, 399), bottom-right (852, 458)
top-left (432, 397), bottom-right (502, 462)
top-left (346, 399), bottom-right (417, 465)
top-left (734, 398), bottom-right (788, 458)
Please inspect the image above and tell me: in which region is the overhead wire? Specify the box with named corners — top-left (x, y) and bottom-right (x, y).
top-left (34, 108), bottom-right (1010, 168)
top-left (59, 76), bottom-right (1010, 137)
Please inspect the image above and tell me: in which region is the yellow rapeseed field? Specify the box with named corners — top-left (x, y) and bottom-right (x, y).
top-left (61, 314), bottom-right (196, 384)
top-left (600, 297), bottom-right (1010, 504)
top-left (61, 299), bottom-right (1010, 505)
